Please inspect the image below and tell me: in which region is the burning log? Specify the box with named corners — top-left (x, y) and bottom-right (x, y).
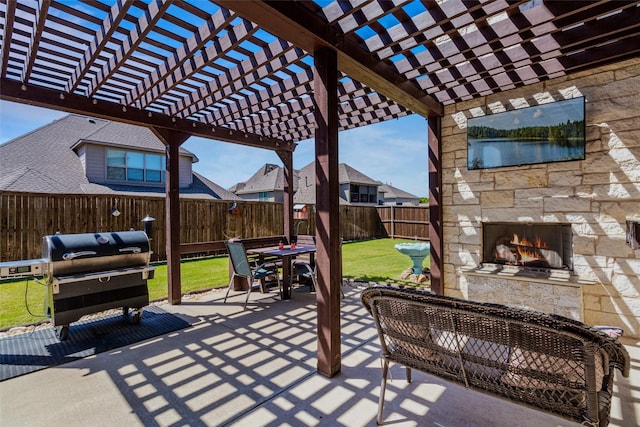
top-left (493, 232), bottom-right (563, 268)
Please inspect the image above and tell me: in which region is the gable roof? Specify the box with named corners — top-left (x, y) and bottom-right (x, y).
top-left (233, 163), bottom-right (294, 195)
top-left (70, 119), bottom-right (198, 162)
top-left (379, 184), bottom-right (419, 200)
top-left (339, 163), bottom-right (381, 186)
top-left (0, 114), bottom-right (237, 200)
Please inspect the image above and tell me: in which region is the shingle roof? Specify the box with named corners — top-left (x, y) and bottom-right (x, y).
top-left (1, 115), bottom-right (107, 194)
top-left (70, 119), bottom-right (198, 161)
top-left (378, 183), bottom-right (419, 200)
top-left (293, 162), bottom-right (316, 205)
top-left (192, 172), bottom-right (239, 200)
top-left (233, 163), bottom-right (294, 194)
top-left (0, 114), bottom-right (236, 200)
top-left (339, 163), bottom-right (381, 186)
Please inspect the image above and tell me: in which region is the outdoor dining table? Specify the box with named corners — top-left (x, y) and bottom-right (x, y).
top-left (246, 245), bottom-right (316, 299)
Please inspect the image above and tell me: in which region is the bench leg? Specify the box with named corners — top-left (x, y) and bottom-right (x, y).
top-left (378, 359), bottom-right (389, 425)
top-left (406, 367), bottom-right (411, 383)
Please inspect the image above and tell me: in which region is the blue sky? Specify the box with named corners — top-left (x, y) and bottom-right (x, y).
top-left (0, 100), bottom-right (430, 197)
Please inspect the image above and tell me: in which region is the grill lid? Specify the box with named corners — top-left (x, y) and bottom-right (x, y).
top-left (43, 231), bottom-right (150, 262)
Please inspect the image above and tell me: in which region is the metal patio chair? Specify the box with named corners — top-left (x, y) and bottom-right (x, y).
top-left (291, 235), bottom-right (344, 297)
top-left (224, 240), bottom-right (281, 309)
top-left (292, 234), bottom-right (317, 292)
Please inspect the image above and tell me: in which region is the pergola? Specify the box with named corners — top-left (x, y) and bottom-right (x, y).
top-left (1, 0), bottom-right (638, 377)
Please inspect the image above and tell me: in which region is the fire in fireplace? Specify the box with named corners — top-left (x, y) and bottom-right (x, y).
top-left (482, 223), bottom-right (573, 271)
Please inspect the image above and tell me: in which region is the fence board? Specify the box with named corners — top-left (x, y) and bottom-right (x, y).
top-left (376, 205), bottom-right (429, 240)
top-left (0, 192), bottom-right (429, 262)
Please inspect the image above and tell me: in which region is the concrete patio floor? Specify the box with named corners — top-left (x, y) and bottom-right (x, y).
top-left (1, 283), bottom-right (638, 427)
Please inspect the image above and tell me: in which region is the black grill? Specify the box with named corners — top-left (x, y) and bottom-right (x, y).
top-left (41, 230), bottom-right (154, 340)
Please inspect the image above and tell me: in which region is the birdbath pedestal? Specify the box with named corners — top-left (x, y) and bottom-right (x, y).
top-left (394, 242), bottom-right (430, 275)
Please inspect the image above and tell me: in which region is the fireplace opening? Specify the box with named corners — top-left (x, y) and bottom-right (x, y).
top-left (482, 223), bottom-right (573, 271)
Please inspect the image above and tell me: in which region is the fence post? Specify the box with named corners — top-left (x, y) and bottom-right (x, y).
top-left (391, 205), bottom-right (395, 239)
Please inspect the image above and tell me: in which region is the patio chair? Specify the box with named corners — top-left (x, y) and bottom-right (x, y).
top-left (292, 258), bottom-right (317, 291)
top-left (224, 240), bottom-right (281, 309)
top-left (292, 260), bottom-right (346, 297)
top-left (292, 235), bottom-right (344, 297)
top-left (292, 235), bottom-right (317, 292)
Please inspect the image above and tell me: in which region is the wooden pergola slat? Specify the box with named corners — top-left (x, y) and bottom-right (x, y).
top-left (215, 0), bottom-right (444, 117)
top-left (128, 8), bottom-right (238, 108)
top-left (0, 0), bottom-right (16, 80)
top-left (85, 0), bottom-right (172, 99)
top-left (66, 0), bottom-right (133, 94)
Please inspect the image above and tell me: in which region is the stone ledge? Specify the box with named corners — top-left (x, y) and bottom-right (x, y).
top-left (458, 265), bottom-right (598, 288)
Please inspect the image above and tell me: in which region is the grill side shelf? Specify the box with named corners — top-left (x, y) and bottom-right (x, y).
top-left (51, 266), bottom-right (154, 291)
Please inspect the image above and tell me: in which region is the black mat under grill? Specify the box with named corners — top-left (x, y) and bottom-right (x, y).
top-left (0, 305), bottom-right (191, 381)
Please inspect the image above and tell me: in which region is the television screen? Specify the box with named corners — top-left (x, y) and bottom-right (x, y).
top-left (467, 97), bottom-right (586, 170)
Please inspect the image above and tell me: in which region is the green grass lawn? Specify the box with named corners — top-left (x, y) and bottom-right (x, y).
top-left (0, 238), bottom-right (428, 329)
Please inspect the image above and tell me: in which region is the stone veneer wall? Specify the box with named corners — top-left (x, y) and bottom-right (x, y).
top-left (441, 57), bottom-right (640, 338)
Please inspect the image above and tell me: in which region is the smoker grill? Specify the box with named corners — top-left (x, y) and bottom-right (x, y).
top-left (44, 230), bottom-right (154, 340)
top-left (0, 230), bottom-right (154, 340)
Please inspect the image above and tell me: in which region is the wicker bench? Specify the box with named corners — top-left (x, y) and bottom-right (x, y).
top-left (361, 286), bottom-right (630, 426)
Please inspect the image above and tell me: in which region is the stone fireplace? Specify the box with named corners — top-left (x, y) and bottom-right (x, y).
top-left (459, 220), bottom-right (584, 321)
top-left (442, 58), bottom-right (640, 338)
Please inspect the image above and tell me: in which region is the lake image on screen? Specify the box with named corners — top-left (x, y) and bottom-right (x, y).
top-left (467, 98), bottom-right (585, 170)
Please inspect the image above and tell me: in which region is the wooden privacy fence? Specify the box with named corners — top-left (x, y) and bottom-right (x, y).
top-left (376, 205), bottom-right (430, 241)
top-left (1, 191), bottom-right (429, 262)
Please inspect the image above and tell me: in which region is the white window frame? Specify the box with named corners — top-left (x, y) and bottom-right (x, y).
top-left (106, 149), bottom-right (166, 184)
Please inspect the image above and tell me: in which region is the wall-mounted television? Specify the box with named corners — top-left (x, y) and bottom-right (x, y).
top-left (467, 97), bottom-right (586, 170)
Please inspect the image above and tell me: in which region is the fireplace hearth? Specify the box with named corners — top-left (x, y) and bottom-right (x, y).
top-left (482, 223), bottom-right (573, 271)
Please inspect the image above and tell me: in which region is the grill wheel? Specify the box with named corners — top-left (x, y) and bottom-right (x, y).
top-left (123, 307), bottom-right (142, 324)
top-left (56, 325), bottom-right (69, 341)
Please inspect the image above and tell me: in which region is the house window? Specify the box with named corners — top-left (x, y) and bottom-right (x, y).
top-left (259, 192), bottom-right (270, 201)
top-left (107, 149), bottom-right (165, 184)
top-left (350, 184), bottom-right (377, 204)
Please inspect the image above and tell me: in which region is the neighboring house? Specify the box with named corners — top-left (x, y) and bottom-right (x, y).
top-left (378, 183), bottom-right (420, 206)
top-left (229, 163), bottom-right (297, 202)
top-left (232, 161), bottom-right (415, 206)
top-left (0, 114), bottom-right (238, 200)
top-left (294, 162), bottom-right (382, 205)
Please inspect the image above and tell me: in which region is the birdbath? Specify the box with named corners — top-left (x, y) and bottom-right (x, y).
top-left (394, 242), bottom-right (430, 275)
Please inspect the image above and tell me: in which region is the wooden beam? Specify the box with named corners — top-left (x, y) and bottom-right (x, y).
top-left (216, 0), bottom-right (443, 118)
top-left (314, 47), bottom-right (341, 378)
top-left (21, 0), bottom-right (50, 84)
top-left (560, 34), bottom-right (640, 73)
top-left (428, 116), bottom-right (443, 295)
top-left (551, 4), bottom-right (640, 49)
top-left (0, 0), bottom-right (16, 79)
top-left (151, 128), bottom-right (191, 305)
top-left (0, 78), bottom-right (293, 152)
top-left (277, 150), bottom-right (294, 245)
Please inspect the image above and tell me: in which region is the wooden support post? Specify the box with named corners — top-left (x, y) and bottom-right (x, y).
top-left (427, 117), bottom-right (443, 295)
top-left (151, 128), bottom-right (191, 305)
top-left (313, 47), bottom-right (341, 377)
top-left (278, 150), bottom-right (294, 243)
